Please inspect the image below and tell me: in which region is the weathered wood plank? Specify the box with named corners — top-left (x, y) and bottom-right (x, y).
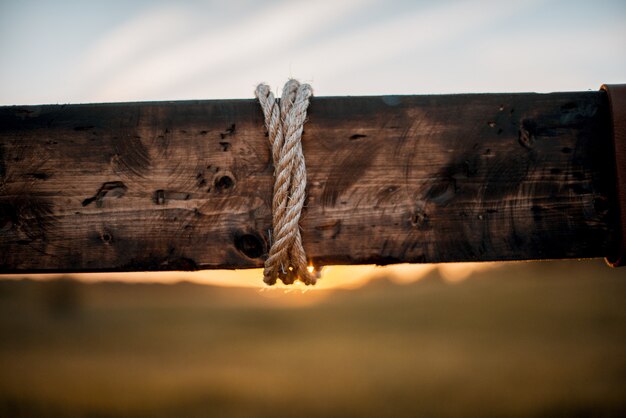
top-left (0, 92), bottom-right (617, 273)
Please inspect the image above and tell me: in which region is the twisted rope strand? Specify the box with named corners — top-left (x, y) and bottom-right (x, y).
top-left (255, 79), bottom-right (315, 285)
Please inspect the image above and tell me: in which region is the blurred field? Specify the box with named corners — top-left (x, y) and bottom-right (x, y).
top-left (0, 260), bottom-right (625, 417)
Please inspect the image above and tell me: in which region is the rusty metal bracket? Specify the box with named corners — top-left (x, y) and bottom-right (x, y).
top-left (602, 84), bottom-right (626, 267)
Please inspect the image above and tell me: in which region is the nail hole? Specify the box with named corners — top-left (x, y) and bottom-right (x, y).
top-left (411, 212), bottom-right (428, 227)
top-left (518, 120), bottom-right (536, 149)
top-left (220, 123), bottom-right (236, 139)
top-left (100, 232), bottom-right (112, 244)
top-left (235, 233), bottom-right (264, 259)
top-left (214, 175), bottom-right (234, 191)
top-left (154, 189), bottom-right (165, 205)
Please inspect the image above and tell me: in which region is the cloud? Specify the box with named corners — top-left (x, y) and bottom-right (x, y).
top-left (80, 0), bottom-right (371, 102)
top-left (79, 4), bottom-right (192, 85)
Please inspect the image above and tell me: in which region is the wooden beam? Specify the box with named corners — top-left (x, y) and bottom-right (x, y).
top-left (0, 91), bottom-right (618, 273)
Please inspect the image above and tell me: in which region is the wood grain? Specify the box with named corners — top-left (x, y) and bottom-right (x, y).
top-left (0, 92), bottom-right (618, 273)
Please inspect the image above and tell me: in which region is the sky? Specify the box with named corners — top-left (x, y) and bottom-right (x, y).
top-left (0, 0), bottom-right (625, 288)
top-left (1, 0), bottom-right (625, 105)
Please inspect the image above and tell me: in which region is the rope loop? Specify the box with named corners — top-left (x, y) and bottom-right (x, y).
top-left (255, 79), bottom-right (316, 285)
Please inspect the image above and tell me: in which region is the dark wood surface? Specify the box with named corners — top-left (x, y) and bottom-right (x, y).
top-left (0, 91), bottom-right (618, 273)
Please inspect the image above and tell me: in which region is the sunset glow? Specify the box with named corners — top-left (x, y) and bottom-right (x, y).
top-left (0, 0), bottom-right (624, 287)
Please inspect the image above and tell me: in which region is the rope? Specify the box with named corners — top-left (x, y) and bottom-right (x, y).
top-left (255, 79), bottom-right (316, 285)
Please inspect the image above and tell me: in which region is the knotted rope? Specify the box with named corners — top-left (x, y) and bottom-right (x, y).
top-left (255, 79), bottom-right (316, 285)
